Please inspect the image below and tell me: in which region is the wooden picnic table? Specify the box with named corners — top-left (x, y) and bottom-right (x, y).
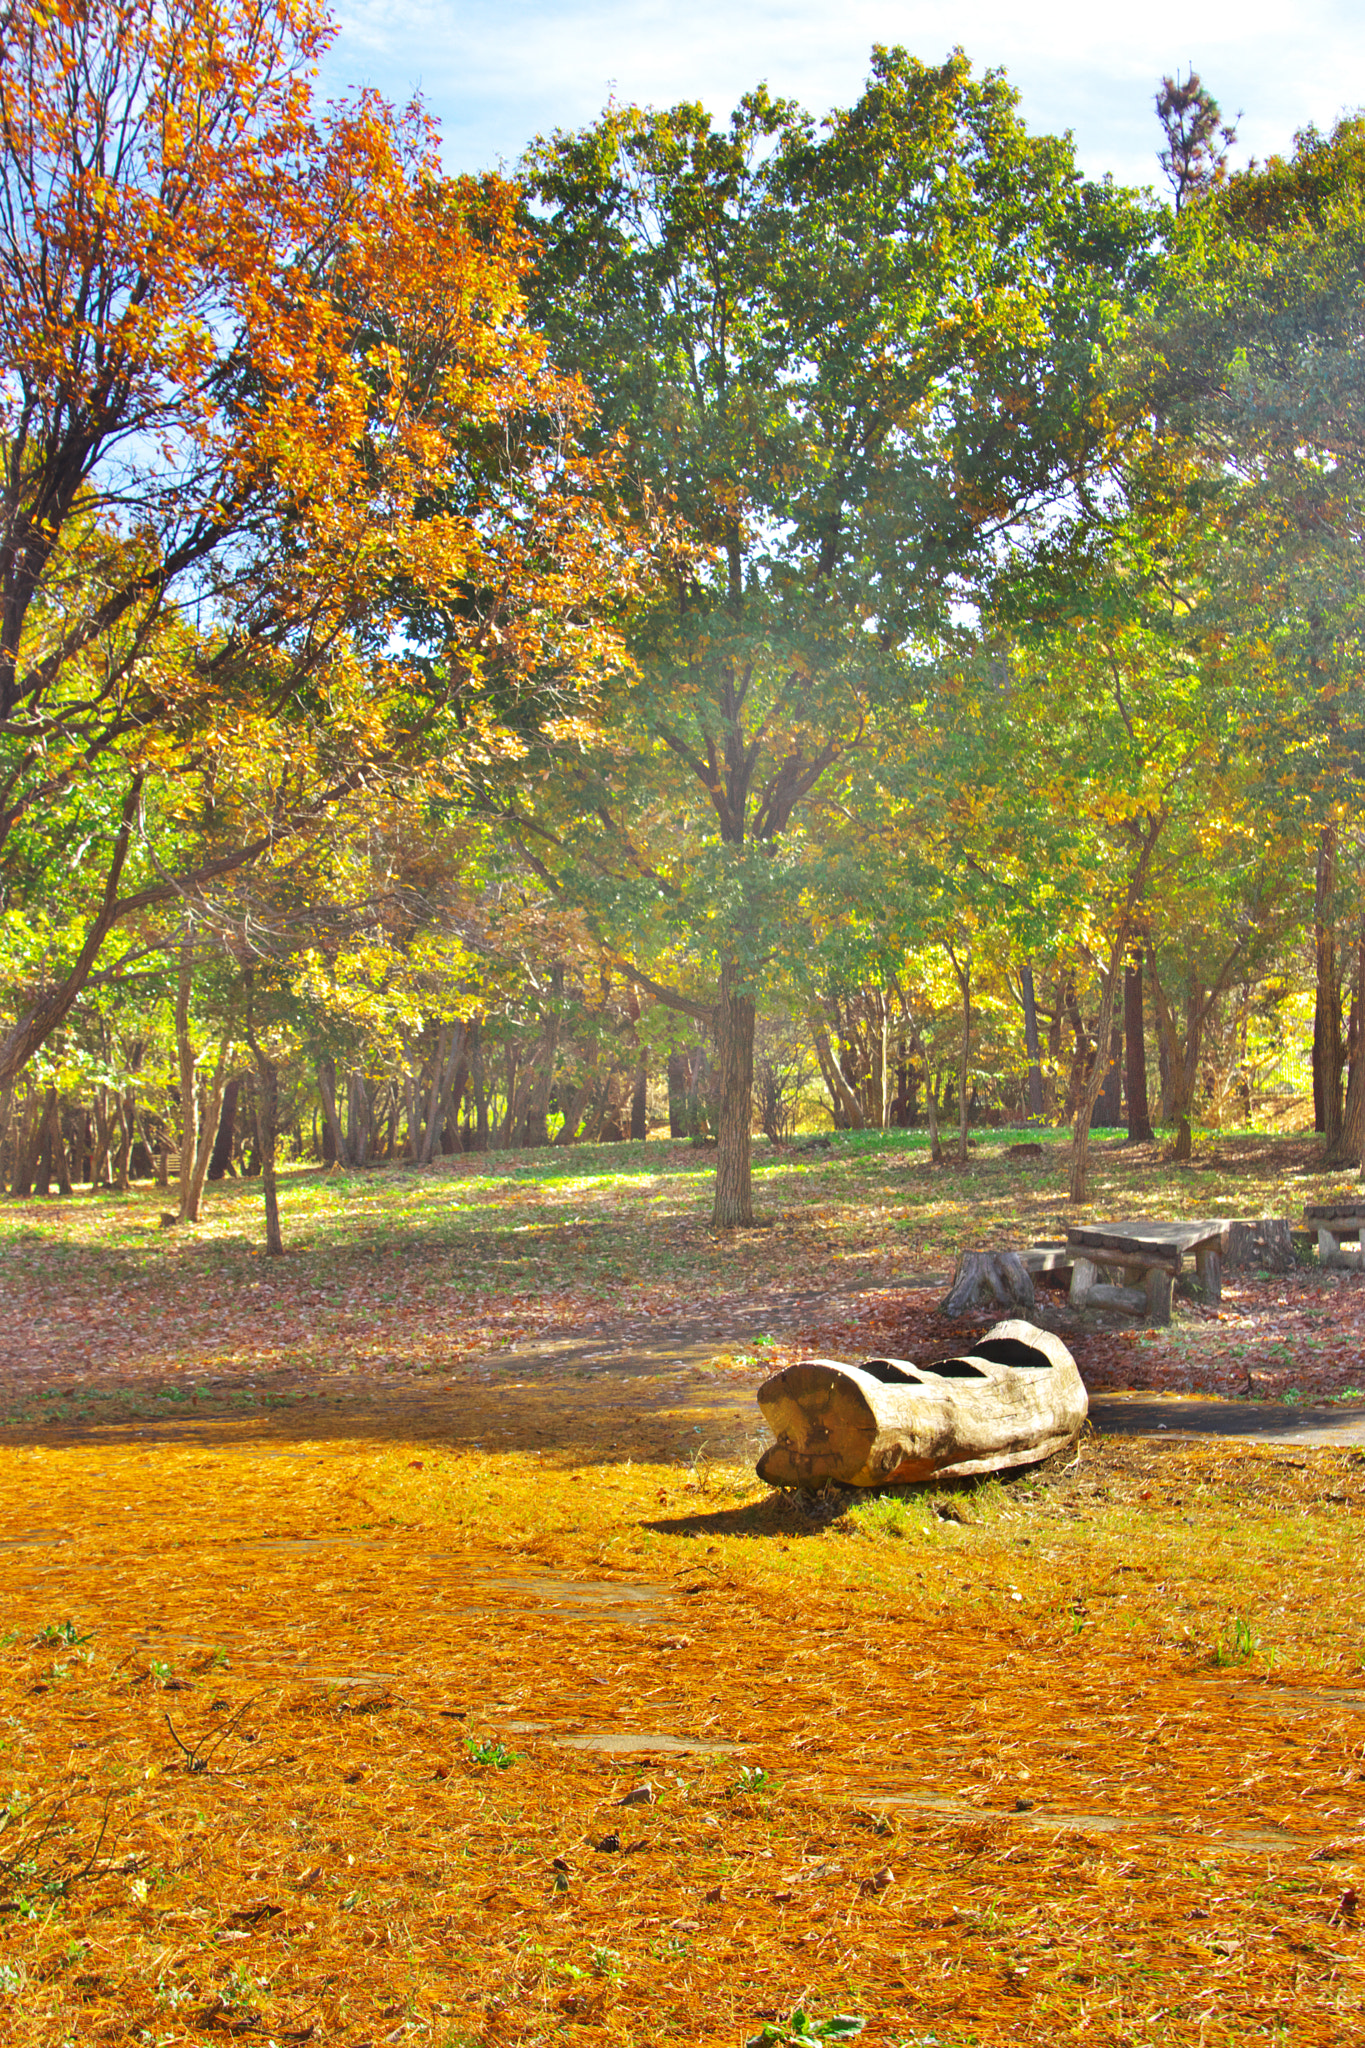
top-left (1303, 1203), bottom-right (1365, 1268)
top-left (1064, 1218), bottom-right (1229, 1325)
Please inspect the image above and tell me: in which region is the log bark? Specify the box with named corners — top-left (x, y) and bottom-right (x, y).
top-left (757, 1320), bottom-right (1086, 1488)
top-left (941, 1250), bottom-right (1036, 1317)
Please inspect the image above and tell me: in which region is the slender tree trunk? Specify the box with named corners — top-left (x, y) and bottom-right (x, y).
top-left (175, 930), bottom-right (198, 1223)
top-left (347, 1070), bottom-right (371, 1167)
top-left (114, 1086), bottom-right (136, 1192)
top-left (208, 1077), bottom-right (240, 1180)
top-left (1315, 825), bottom-right (1345, 1141)
top-left (666, 1051), bottom-right (689, 1137)
top-left (49, 1089), bottom-right (72, 1197)
top-left (1332, 915), bottom-right (1365, 1168)
top-left (245, 976), bottom-right (283, 1257)
top-left (466, 1023), bottom-right (487, 1151)
top-left (1070, 937), bottom-right (1128, 1204)
top-left (184, 1041), bottom-right (228, 1222)
top-left (555, 1071), bottom-right (600, 1146)
top-left (712, 961), bottom-right (755, 1227)
top-left (33, 1085), bottom-right (56, 1197)
top-left (11, 1088), bottom-right (42, 1197)
top-left (1124, 958), bottom-right (1154, 1142)
top-left (946, 945), bottom-right (971, 1165)
top-left (316, 1059), bottom-right (347, 1166)
top-left (419, 1028), bottom-right (447, 1163)
top-left (89, 1087), bottom-right (112, 1190)
top-left (809, 1012), bottom-right (866, 1129)
top-left (1020, 964), bottom-right (1045, 1124)
top-left (630, 1056), bottom-right (648, 1141)
top-left (1094, 1018), bottom-right (1123, 1128)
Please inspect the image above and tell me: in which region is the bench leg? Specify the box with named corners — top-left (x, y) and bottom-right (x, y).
top-left (1070, 1256), bottom-right (1097, 1306)
top-left (1144, 1268), bottom-right (1172, 1326)
top-left (1196, 1247), bottom-right (1222, 1304)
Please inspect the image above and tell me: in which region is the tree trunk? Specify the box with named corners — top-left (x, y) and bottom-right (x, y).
top-left (1020, 964), bottom-right (1045, 1123)
top-left (666, 1051), bottom-right (689, 1137)
top-left (316, 1058), bottom-right (348, 1166)
top-left (1332, 914), bottom-right (1365, 1169)
top-left (245, 978), bottom-right (283, 1257)
top-left (470, 1023), bottom-right (489, 1151)
top-left (1093, 1021), bottom-right (1123, 1128)
top-left (184, 1041), bottom-right (229, 1222)
top-left (48, 1088), bottom-right (72, 1197)
top-left (1314, 825), bottom-right (1345, 1141)
top-left (88, 1087), bottom-right (112, 1190)
top-left (1070, 934), bottom-right (1129, 1204)
top-left (630, 1056), bottom-right (648, 1141)
top-left (524, 1007), bottom-right (558, 1151)
top-left (114, 1085), bottom-right (136, 1192)
top-left (420, 1028), bottom-right (447, 1163)
top-left (712, 962), bottom-right (755, 1226)
top-left (947, 945), bottom-right (971, 1164)
top-left (347, 1070), bottom-right (371, 1166)
top-left (175, 930), bottom-right (198, 1224)
top-left (555, 1071), bottom-right (600, 1146)
top-left (1124, 958), bottom-right (1154, 1142)
top-left (809, 1012), bottom-right (865, 1129)
top-left (208, 1077), bottom-right (240, 1180)
top-left (11, 1088), bottom-right (42, 1196)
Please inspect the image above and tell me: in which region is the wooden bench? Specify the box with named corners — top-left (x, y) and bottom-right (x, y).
top-left (1304, 1204), bottom-right (1365, 1270)
top-left (1021, 1242), bottom-right (1074, 1285)
top-left (1064, 1218), bottom-right (1229, 1326)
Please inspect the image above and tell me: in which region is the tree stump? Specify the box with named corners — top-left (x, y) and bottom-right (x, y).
top-left (941, 1250), bottom-right (1036, 1318)
top-left (945, 1236), bottom-right (1039, 1318)
top-left (1225, 1218), bottom-right (1296, 1273)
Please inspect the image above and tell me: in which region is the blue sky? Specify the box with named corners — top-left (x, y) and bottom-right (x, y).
top-left (320, 0), bottom-right (1365, 190)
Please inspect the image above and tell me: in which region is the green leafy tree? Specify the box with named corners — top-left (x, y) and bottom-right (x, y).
top-left (483, 47), bottom-right (1151, 1224)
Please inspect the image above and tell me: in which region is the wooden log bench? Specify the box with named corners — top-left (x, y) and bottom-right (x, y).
top-left (1303, 1204), bottom-right (1365, 1271)
top-left (1021, 1242), bottom-right (1074, 1287)
top-left (1064, 1218), bottom-right (1229, 1327)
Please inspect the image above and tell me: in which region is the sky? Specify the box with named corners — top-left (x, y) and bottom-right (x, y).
top-left (320, 0), bottom-right (1365, 192)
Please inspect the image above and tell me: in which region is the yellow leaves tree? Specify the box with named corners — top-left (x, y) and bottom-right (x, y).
top-left (0, 0), bottom-right (628, 1090)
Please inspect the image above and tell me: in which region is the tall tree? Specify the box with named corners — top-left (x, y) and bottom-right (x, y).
top-left (0, 0), bottom-right (623, 1090)
top-left (1155, 71), bottom-right (1237, 214)
top-left (499, 49), bottom-right (1151, 1223)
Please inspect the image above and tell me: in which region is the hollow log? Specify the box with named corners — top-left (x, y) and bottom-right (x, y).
top-left (756, 1320), bottom-right (1086, 1489)
top-left (941, 1249), bottom-right (1036, 1317)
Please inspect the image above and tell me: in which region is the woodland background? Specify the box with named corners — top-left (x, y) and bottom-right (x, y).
top-left (4, 0), bottom-right (1365, 1239)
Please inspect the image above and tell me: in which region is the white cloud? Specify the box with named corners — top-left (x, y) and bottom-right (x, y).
top-left (321, 0), bottom-right (1365, 187)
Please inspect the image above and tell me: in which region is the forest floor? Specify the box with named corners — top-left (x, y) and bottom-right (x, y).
top-left (2, 1126), bottom-right (1365, 2043)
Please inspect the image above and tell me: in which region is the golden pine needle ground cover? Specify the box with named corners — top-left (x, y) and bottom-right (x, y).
top-left (2, 1128), bottom-right (1364, 2044)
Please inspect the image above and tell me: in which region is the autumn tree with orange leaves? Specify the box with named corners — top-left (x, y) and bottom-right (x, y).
top-left (0, 0), bottom-right (629, 1094)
